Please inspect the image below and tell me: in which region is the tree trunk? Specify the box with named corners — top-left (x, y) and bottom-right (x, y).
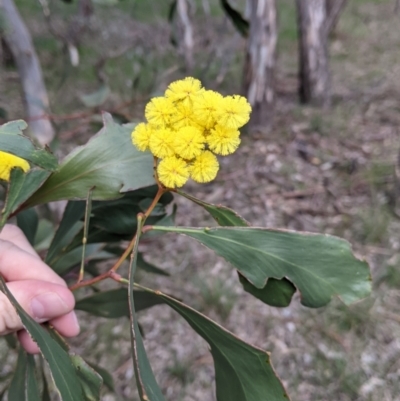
top-left (325, 0), bottom-right (348, 37)
top-left (177, 0), bottom-right (194, 72)
top-left (296, 0), bottom-right (331, 107)
top-left (243, 0), bottom-right (278, 127)
top-left (1, 0), bottom-right (55, 145)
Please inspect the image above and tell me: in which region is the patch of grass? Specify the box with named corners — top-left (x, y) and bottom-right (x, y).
top-left (166, 356), bottom-right (194, 386)
top-left (277, 0), bottom-right (297, 46)
top-left (309, 114), bottom-right (331, 136)
top-left (195, 275), bottom-right (237, 321)
top-left (355, 204), bottom-right (391, 245)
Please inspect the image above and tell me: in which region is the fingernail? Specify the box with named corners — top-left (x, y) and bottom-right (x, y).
top-left (30, 293), bottom-right (68, 319)
top-left (70, 311), bottom-right (80, 333)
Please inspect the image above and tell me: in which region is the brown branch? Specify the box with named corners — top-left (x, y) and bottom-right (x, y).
top-left (1, 0), bottom-right (55, 144)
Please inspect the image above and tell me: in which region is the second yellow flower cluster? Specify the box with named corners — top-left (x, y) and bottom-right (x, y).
top-left (131, 77), bottom-right (251, 188)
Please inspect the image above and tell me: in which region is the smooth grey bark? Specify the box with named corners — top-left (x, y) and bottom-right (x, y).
top-left (1, 0), bottom-right (55, 144)
top-left (177, 0), bottom-right (194, 72)
top-left (296, 0), bottom-right (331, 107)
top-left (243, 0), bottom-right (277, 126)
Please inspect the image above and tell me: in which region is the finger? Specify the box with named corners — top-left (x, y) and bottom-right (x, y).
top-left (0, 224), bottom-right (39, 258)
top-left (18, 312), bottom-right (80, 355)
top-left (17, 330), bottom-right (40, 354)
top-left (18, 330), bottom-right (40, 354)
top-left (0, 280), bottom-right (75, 335)
top-left (0, 240), bottom-right (66, 286)
top-left (49, 311), bottom-right (80, 337)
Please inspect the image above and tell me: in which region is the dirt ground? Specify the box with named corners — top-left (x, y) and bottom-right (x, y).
top-left (1, 0), bottom-right (400, 400)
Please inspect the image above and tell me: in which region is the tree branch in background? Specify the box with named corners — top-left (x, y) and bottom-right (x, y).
top-left (177, 0), bottom-right (194, 72)
top-left (325, 0), bottom-right (349, 37)
top-left (1, 0), bottom-right (55, 145)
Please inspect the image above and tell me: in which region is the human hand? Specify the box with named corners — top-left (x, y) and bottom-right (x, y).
top-left (0, 224), bottom-right (79, 353)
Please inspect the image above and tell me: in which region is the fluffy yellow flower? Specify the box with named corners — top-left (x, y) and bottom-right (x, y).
top-left (171, 102), bottom-right (203, 130)
top-left (215, 95), bottom-right (251, 129)
top-left (149, 128), bottom-right (175, 158)
top-left (174, 126), bottom-right (205, 160)
top-left (207, 125), bottom-right (241, 156)
top-left (190, 151), bottom-right (219, 183)
top-left (131, 123), bottom-right (153, 151)
top-left (145, 97), bottom-right (175, 126)
top-left (157, 156), bottom-right (190, 188)
top-left (165, 77), bottom-right (202, 104)
top-left (193, 90), bottom-right (223, 129)
top-left (0, 151), bottom-right (30, 182)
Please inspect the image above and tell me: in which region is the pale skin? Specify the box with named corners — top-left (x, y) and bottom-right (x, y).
top-left (0, 224), bottom-right (79, 353)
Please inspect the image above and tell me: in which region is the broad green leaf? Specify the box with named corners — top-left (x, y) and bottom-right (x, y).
top-left (76, 289), bottom-right (164, 318)
top-left (46, 201), bottom-right (85, 264)
top-left (34, 219), bottom-right (54, 252)
top-left (0, 169), bottom-right (50, 228)
top-left (4, 333), bottom-right (17, 349)
top-left (51, 243), bottom-right (108, 275)
top-left (47, 329), bottom-right (103, 401)
top-left (220, 0), bottom-right (249, 37)
top-left (70, 355), bottom-right (102, 401)
top-left (0, 278), bottom-right (84, 401)
top-left (177, 190), bottom-right (248, 226)
top-left (17, 208), bottom-right (38, 245)
top-left (136, 285), bottom-right (290, 401)
top-left (23, 114), bottom-right (155, 206)
top-left (177, 192), bottom-right (294, 306)
top-left (239, 274), bottom-right (296, 307)
top-left (26, 354), bottom-right (41, 401)
top-left (7, 348), bottom-right (41, 401)
top-left (0, 121), bottom-right (58, 170)
top-left (137, 253), bottom-right (169, 276)
top-left (79, 85), bottom-right (110, 108)
top-left (128, 221), bottom-right (166, 401)
top-left (8, 347), bottom-right (27, 401)
top-left (41, 365), bottom-right (51, 401)
top-left (86, 363), bottom-right (114, 392)
top-left (151, 226), bottom-right (371, 308)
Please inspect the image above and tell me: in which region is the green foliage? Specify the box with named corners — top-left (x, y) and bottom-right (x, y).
top-left (0, 118), bottom-right (372, 400)
top-left (151, 226), bottom-right (371, 308)
top-left (23, 113), bottom-right (155, 207)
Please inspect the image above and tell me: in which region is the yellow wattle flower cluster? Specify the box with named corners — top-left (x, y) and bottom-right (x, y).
top-left (0, 151), bottom-right (30, 182)
top-left (131, 77), bottom-right (251, 188)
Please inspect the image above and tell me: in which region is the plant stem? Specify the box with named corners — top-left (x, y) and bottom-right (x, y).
top-left (69, 185), bottom-right (167, 292)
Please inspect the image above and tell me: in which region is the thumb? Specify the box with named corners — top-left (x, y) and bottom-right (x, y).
top-left (0, 280), bottom-right (75, 335)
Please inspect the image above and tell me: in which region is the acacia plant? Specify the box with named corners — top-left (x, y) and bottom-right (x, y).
top-left (0, 77), bottom-right (371, 400)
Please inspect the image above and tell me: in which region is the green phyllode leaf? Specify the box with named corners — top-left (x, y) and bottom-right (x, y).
top-left (23, 113), bottom-right (155, 207)
top-left (0, 169), bottom-right (51, 229)
top-left (0, 120), bottom-right (58, 170)
top-left (70, 355), bottom-right (102, 401)
top-left (45, 186), bottom-right (173, 276)
top-left (177, 190), bottom-right (249, 226)
top-left (16, 208), bottom-right (39, 246)
top-left (76, 288), bottom-right (165, 318)
top-left (128, 219), bottom-right (166, 401)
top-left (0, 277), bottom-right (85, 401)
top-left (239, 274), bottom-right (296, 308)
top-left (178, 191), bottom-right (295, 307)
top-left (47, 328), bottom-right (104, 401)
top-left (136, 285), bottom-right (290, 401)
top-left (150, 226), bottom-right (371, 308)
top-left (8, 348), bottom-right (41, 400)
